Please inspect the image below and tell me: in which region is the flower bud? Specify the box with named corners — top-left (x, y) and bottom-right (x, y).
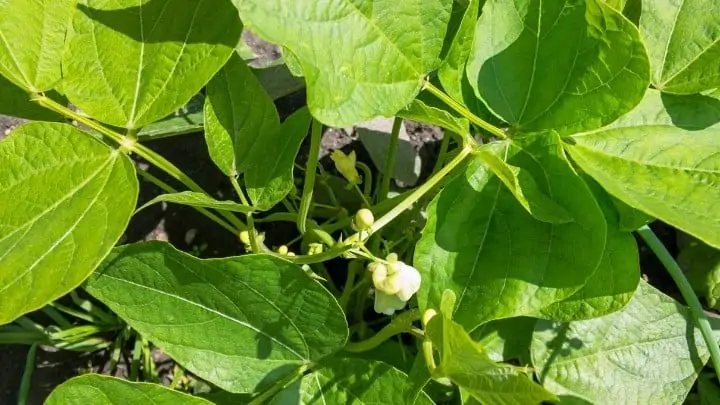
top-left (422, 309), bottom-right (437, 327)
top-left (277, 245), bottom-right (289, 255)
top-left (239, 230), bottom-right (251, 245)
top-left (369, 257), bottom-right (422, 316)
top-left (354, 208), bottom-right (375, 230)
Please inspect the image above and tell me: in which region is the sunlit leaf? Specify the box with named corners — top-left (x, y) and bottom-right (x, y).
top-left (0, 0), bottom-right (74, 91)
top-left (231, 0), bottom-right (453, 126)
top-left (0, 123), bottom-right (137, 324)
top-left (62, 0), bottom-right (242, 129)
top-left (85, 241), bottom-right (348, 393)
top-left (532, 281), bottom-right (709, 404)
top-left (566, 89), bottom-right (720, 248)
top-left (639, 0), bottom-right (720, 94)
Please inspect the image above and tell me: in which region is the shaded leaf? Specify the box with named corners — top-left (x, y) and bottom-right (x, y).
top-left (471, 317), bottom-right (537, 363)
top-left (531, 175), bottom-right (640, 320)
top-left (678, 242), bottom-right (720, 310)
top-left (271, 358), bottom-right (434, 405)
top-left (566, 89), bottom-right (720, 248)
top-left (136, 191), bottom-right (255, 214)
top-left (46, 374), bottom-right (212, 405)
top-left (531, 281), bottom-right (709, 405)
top-left (467, 0), bottom-right (649, 135)
top-left (426, 295), bottom-right (557, 405)
top-left (85, 241), bottom-right (348, 393)
top-left (0, 123), bottom-right (137, 324)
top-left (698, 373), bottom-right (720, 405)
top-left (62, 0), bottom-right (242, 129)
top-left (438, 0), bottom-right (481, 102)
top-left (639, 0), bottom-right (720, 94)
top-left (205, 52), bottom-right (280, 176)
top-left (0, 0), bottom-right (73, 91)
top-left (475, 144), bottom-right (573, 224)
top-left (231, 0), bottom-right (453, 126)
top-left (245, 107), bottom-right (311, 210)
top-left (414, 133), bottom-right (607, 330)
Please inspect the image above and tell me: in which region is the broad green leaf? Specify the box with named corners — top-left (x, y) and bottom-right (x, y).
top-left (471, 317), bottom-right (537, 363)
top-left (467, 0), bottom-right (650, 135)
top-left (475, 144), bottom-right (573, 224)
top-left (566, 90), bottom-right (720, 248)
top-left (85, 241), bottom-right (348, 393)
top-left (270, 358), bottom-right (434, 405)
top-left (415, 133), bottom-right (607, 330)
top-left (605, 0), bottom-right (627, 11)
top-left (245, 108), bottom-right (311, 210)
top-left (532, 175), bottom-right (640, 320)
top-left (438, 0), bottom-right (480, 102)
top-left (136, 191), bottom-right (255, 214)
top-left (638, 0), bottom-right (720, 94)
top-left (205, 52), bottom-right (280, 176)
top-left (399, 93), bottom-right (470, 135)
top-left (46, 374), bottom-right (212, 405)
top-left (678, 242), bottom-right (720, 310)
top-left (62, 0), bottom-right (242, 129)
top-left (531, 281), bottom-right (709, 404)
top-left (0, 122), bottom-right (137, 324)
top-left (0, 75), bottom-right (64, 121)
top-left (0, 0), bottom-right (73, 91)
top-left (426, 298), bottom-right (557, 405)
top-left (232, 0), bottom-right (453, 127)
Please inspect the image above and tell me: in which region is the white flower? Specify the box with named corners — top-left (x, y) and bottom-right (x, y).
top-left (369, 257), bottom-right (422, 315)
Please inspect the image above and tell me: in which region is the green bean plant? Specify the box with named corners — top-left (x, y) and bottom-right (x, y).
top-left (1, 0), bottom-right (720, 403)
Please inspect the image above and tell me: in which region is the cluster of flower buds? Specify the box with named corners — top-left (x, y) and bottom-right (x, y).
top-left (368, 253), bottom-right (421, 315)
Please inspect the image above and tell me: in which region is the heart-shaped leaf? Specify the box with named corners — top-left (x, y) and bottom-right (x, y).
top-left (531, 281), bottom-right (710, 404)
top-left (638, 0), bottom-right (720, 94)
top-left (0, 122), bottom-right (137, 324)
top-left (231, 0), bottom-right (453, 127)
top-left (62, 0), bottom-right (242, 129)
top-left (467, 0), bottom-right (650, 135)
top-left (0, 0), bottom-right (74, 91)
top-left (46, 374), bottom-right (212, 405)
top-left (85, 241), bottom-right (348, 393)
top-left (414, 133), bottom-right (607, 330)
top-left (566, 89), bottom-right (720, 248)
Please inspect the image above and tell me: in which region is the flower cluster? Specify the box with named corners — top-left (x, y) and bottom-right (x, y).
top-left (368, 254), bottom-right (421, 315)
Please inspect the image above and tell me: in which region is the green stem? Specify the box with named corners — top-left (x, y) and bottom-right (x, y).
top-left (344, 309), bottom-right (420, 352)
top-left (137, 170), bottom-right (238, 235)
top-left (231, 177), bottom-right (260, 253)
top-left (130, 334), bottom-right (142, 381)
top-left (33, 94), bottom-right (246, 232)
top-left (637, 225), bottom-right (720, 381)
top-left (298, 119), bottom-right (323, 233)
top-left (378, 117), bottom-right (402, 203)
top-left (369, 145), bottom-right (471, 234)
top-left (356, 162), bottom-right (373, 198)
top-left (17, 344), bottom-right (38, 405)
top-left (431, 133), bottom-right (452, 177)
top-left (248, 364), bottom-right (310, 405)
top-left (338, 261), bottom-right (360, 310)
top-left (423, 81), bottom-right (506, 140)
